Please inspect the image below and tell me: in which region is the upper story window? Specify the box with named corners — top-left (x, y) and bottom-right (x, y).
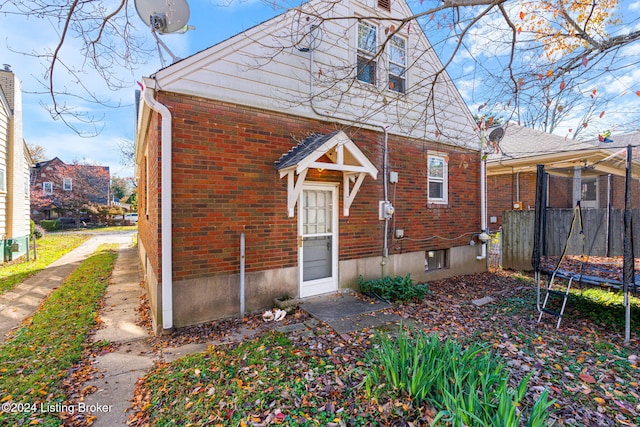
top-left (388, 35), bottom-right (406, 93)
top-left (357, 22), bottom-right (377, 85)
top-left (428, 155), bottom-right (448, 204)
top-left (63, 177), bottom-right (73, 191)
top-left (43, 181), bottom-right (53, 195)
top-left (378, 0), bottom-right (390, 11)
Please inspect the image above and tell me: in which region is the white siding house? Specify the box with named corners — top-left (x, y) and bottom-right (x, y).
top-left (0, 66), bottom-right (32, 262)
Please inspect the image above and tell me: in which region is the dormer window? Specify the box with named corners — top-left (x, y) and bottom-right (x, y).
top-left (357, 22), bottom-right (377, 85)
top-left (388, 35), bottom-right (406, 93)
top-left (378, 0), bottom-right (390, 12)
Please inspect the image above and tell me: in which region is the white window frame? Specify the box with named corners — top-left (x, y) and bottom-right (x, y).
top-left (427, 155), bottom-right (448, 204)
top-left (43, 181), bottom-right (53, 195)
top-left (388, 34), bottom-right (406, 93)
top-left (0, 167), bottom-right (5, 192)
top-left (356, 21), bottom-right (377, 85)
top-left (63, 177), bottom-right (73, 191)
top-left (580, 177), bottom-right (598, 208)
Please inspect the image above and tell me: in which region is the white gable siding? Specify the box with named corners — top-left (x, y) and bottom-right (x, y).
top-left (152, 0), bottom-right (479, 151)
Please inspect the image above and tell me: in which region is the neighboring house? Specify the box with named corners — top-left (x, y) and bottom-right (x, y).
top-left (30, 157), bottom-right (110, 222)
top-left (136, 0), bottom-right (487, 334)
top-left (486, 124), bottom-right (640, 228)
top-left (0, 65), bottom-right (31, 263)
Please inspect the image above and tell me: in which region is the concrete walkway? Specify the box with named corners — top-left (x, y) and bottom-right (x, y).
top-left (82, 245), bottom-right (153, 427)
top-left (0, 231), bottom-right (136, 342)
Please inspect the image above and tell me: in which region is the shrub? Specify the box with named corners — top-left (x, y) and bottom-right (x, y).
top-left (39, 220), bottom-right (60, 231)
top-left (30, 220), bottom-right (44, 239)
top-left (364, 326), bottom-right (555, 426)
top-left (357, 274), bottom-right (429, 302)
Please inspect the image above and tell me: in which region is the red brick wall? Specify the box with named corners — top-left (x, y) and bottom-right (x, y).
top-left (144, 92), bottom-right (480, 282)
top-left (138, 114), bottom-right (161, 280)
top-left (486, 172), bottom-right (537, 228)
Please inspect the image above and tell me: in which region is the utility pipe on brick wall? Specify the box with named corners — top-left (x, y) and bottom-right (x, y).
top-left (308, 47), bottom-right (391, 265)
top-left (142, 80), bottom-right (174, 330)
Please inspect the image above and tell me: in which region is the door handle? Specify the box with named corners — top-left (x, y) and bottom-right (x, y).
top-left (298, 236), bottom-right (303, 247)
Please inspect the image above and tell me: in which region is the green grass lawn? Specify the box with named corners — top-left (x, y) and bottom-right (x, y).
top-left (0, 234), bottom-right (90, 295)
top-left (0, 245), bottom-right (118, 426)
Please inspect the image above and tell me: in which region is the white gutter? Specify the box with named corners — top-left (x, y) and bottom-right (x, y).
top-left (477, 155), bottom-right (488, 260)
top-left (141, 80), bottom-right (173, 330)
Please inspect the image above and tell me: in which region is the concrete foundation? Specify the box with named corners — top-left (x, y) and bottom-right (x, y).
top-left (140, 243), bottom-right (486, 334)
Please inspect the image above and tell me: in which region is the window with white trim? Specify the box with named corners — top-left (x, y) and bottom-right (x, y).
top-left (43, 181), bottom-right (53, 195)
top-left (63, 177), bottom-right (72, 191)
top-left (580, 177), bottom-right (598, 208)
top-left (0, 167), bottom-right (5, 192)
top-left (388, 35), bottom-right (406, 93)
top-left (357, 22), bottom-right (377, 85)
top-left (427, 155), bottom-right (448, 203)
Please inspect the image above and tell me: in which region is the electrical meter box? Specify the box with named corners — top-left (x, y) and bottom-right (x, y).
top-left (379, 201), bottom-right (395, 220)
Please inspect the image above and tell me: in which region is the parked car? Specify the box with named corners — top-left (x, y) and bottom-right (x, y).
top-left (124, 213), bottom-right (138, 224)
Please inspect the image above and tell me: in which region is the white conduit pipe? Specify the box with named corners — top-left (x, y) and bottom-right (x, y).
top-left (142, 82), bottom-right (173, 330)
top-left (477, 154), bottom-right (488, 260)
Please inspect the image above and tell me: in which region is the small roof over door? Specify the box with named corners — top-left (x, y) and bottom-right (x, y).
top-left (275, 130), bottom-right (378, 217)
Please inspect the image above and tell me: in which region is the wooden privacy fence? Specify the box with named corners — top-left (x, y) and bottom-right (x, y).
top-left (502, 208), bottom-right (640, 271)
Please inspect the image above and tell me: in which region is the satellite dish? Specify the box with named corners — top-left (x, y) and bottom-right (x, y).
top-left (135, 0), bottom-right (191, 34)
top-left (488, 127), bottom-right (505, 143)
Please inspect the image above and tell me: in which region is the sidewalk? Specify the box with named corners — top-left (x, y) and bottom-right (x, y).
top-left (0, 231), bottom-right (136, 343)
top-left (82, 245), bottom-right (153, 427)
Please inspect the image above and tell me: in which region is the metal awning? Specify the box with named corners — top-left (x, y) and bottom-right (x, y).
top-left (275, 130), bottom-right (378, 217)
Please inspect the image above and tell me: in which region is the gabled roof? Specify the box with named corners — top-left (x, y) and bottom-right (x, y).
top-left (276, 130), bottom-right (378, 217)
top-left (142, 0), bottom-right (480, 151)
top-left (486, 124), bottom-right (640, 177)
top-left (275, 132), bottom-right (340, 171)
top-left (275, 130), bottom-right (378, 178)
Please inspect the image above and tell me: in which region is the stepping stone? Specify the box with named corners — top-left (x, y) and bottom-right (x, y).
top-left (472, 296), bottom-right (496, 307)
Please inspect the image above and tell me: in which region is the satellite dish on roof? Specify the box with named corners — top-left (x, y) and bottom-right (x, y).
top-left (488, 127), bottom-right (505, 144)
top-left (135, 0), bottom-right (191, 34)
top-left (486, 127), bottom-right (505, 154)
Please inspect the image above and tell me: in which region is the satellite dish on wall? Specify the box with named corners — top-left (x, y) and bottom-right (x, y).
top-left (134, 0), bottom-right (193, 65)
top-left (135, 0), bottom-right (191, 34)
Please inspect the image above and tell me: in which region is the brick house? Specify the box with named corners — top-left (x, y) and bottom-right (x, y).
top-left (30, 157), bottom-right (110, 222)
top-left (135, 0), bottom-right (488, 334)
top-left (487, 124), bottom-right (640, 229)
top-left (0, 65), bottom-right (31, 262)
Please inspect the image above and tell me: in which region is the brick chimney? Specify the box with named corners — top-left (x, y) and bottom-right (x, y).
top-left (0, 64), bottom-right (15, 111)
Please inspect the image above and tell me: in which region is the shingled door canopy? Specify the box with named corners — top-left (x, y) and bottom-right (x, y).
top-left (275, 130), bottom-right (378, 217)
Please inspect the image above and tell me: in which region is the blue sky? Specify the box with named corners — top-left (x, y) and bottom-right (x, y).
top-left (1, 0), bottom-right (639, 178)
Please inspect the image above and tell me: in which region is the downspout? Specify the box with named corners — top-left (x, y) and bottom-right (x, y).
top-left (477, 131), bottom-right (488, 260)
top-left (477, 154), bottom-right (488, 260)
top-left (308, 48), bottom-right (391, 263)
top-left (141, 81), bottom-right (173, 330)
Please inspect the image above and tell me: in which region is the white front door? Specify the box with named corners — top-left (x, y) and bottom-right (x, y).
top-left (299, 184), bottom-right (338, 298)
